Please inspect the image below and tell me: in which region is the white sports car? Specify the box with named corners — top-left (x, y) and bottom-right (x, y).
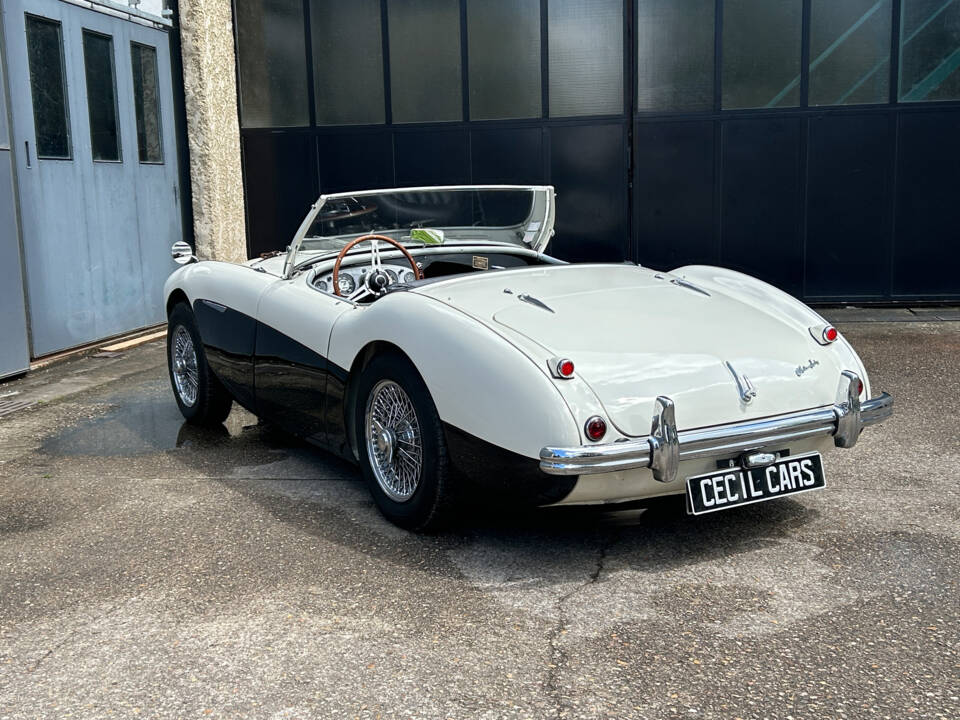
top-left (164, 185), bottom-right (892, 530)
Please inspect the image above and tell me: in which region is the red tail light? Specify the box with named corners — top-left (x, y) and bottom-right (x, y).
top-left (585, 416), bottom-right (607, 442)
top-left (810, 324), bottom-right (839, 345)
top-left (557, 358), bottom-right (575, 378)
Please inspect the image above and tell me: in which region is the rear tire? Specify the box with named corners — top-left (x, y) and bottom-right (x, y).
top-left (354, 353), bottom-right (457, 531)
top-left (167, 302), bottom-right (233, 425)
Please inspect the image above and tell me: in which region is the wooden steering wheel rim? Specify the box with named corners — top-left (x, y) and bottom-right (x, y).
top-left (331, 234), bottom-right (422, 297)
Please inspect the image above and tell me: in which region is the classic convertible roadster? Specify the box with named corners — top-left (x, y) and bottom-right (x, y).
top-left (165, 185), bottom-right (892, 529)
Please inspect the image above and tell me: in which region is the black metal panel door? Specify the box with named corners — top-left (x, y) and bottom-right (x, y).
top-left (721, 117), bottom-right (803, 297)
top-left (470, 127), bottom-right (545, 185)
top-left (394, 128), bottom-right (470, 186)
top-left (242, 132), bottom-right (318, 258)
top-left (806, 113), bottom-right (892, 300)
top-left (548, 122), bottom-right (628, 262)
top-left (634, 119), bottom-right (716, 270)
top-left (894, 110), bottom-right (960, 297)
top-left (316, 129), bottom-right (393, 193)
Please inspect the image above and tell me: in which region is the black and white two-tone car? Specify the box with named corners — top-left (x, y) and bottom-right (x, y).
top-left (165, 185), bottom-right (892, 529)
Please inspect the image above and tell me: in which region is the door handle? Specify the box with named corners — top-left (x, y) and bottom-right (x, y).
top-left (24, 140), bottom-right (31, 168)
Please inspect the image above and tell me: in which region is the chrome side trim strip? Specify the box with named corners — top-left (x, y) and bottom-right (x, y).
top-left (540, 376), bottom-right (893, 479)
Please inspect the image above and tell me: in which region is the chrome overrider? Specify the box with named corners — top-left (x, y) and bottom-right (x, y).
top-left (539, 371), bottom-right (893, 482)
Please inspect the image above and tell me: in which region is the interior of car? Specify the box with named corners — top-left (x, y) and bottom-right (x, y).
top-left (311, 250), bottom-right (548, 298)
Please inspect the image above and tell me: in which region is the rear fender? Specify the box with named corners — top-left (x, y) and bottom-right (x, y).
top-left (329, 292), bottom-right (581, 459)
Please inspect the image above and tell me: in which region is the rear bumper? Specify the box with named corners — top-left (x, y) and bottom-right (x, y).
top-left (540, 371), bottom-right (893, 483)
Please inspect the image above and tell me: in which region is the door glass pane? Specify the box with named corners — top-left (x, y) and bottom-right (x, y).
top-left (899, 0), bottom-right (960, 102)
top-left (467, 0), bottom-right (541, 120)
top-left (235, 0), bottom-right (309, 127)
top-left (131, 43), bottom-right (163, 163)
top-left (810, 0), bottom-right (891, 106)
top-left (82, 31), bottom-right (121, 161)
top-left (311, 0), bottom-right (384, 125)
top-left (25, 15), bottom-right (71, 159)
top-left (549, 0), bottom-right (624, 117)
top-left (636, 0), bottom-right (714, 112)
top-left (388, 0), bottom-right (462, 123)
top-left (722, 0), bottom-right (803, 109)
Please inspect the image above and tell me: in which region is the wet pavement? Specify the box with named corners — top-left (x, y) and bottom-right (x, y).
top-left (0, 321), bottom-right (958, 719)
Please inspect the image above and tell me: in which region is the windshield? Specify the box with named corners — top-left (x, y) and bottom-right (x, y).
top-left (284, 185), bottom-right (554, 277)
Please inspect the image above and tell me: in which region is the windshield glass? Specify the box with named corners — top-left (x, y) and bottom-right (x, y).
top-left (286, 186), bottom-right (553, 275)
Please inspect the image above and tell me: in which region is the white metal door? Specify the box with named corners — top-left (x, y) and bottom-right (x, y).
top-left (0, 12), bottom-right (30, 378)
top-left (2, 0), bottom-right (181, 355)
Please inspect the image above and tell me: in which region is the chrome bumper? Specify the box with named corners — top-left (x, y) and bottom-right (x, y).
top-left (540, 371), bottom-right (893, 483)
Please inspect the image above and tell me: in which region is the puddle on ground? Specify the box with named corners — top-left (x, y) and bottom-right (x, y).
top-left (41, 378), bottom-right (261, 457)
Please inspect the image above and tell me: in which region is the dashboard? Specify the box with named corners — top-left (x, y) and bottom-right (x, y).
top-left (313, 262), bottom-right (418, 296)
top-left (311, 251), bottom-right (547, 297)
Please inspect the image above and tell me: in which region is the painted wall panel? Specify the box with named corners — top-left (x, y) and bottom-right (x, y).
top-left (806, 114), bottom-right (891, 298)
top-left (635, 120), bottom-right (716, 270)
top-left (470, 127), bottom-right (544, 185)
top-left (316, 130), bottom-right (393, 194)
top-left (0, 150), bottom-right (30, 378)
top-left (394, 129), bottom-right (470, 186)
top-left (894, 110), bottom-right (960, 296)
top-left (128, 26), bottom-right (184, 326)
top-left (242, 132), bottom-right (317, 259)
top-left (721, 117), bottom-right (803, 298)
top-left (549, 122), bottom-right (628, 263)
top-left (0, 37), bottom-right (8, 147)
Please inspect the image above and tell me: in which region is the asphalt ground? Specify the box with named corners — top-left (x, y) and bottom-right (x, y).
top-left (0, 319), bottom-right (957, 719)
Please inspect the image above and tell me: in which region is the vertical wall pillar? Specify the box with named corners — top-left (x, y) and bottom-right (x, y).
top-left (177, 0), bottom-right (247, 263)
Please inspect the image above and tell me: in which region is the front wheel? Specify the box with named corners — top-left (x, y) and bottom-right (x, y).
top-left (355, 353), bottom-right (457, 531)
top-left (167, 302), bottom-right (233, 425)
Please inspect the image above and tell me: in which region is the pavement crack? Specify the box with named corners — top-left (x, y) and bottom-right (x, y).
top-left (25, 601), bottom-right (125, 673)
top-left (26, 649), bottom-right (53, 673)
top-left (544, 530), bottom-right (615, 719)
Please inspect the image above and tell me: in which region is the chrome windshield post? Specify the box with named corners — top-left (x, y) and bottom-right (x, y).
top-left (648, 396), bottom-right (679, 483)
top-left (834, 370), bottom-right (863, 448)
top-left (283, 199), bottom-right (323, 279)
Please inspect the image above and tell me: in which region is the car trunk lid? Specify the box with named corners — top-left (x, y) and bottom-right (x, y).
top-left (418, 265), bottom-right (843, 436)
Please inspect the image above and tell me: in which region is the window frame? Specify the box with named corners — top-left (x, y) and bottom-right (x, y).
top-left (81, 28), bottom-right (123, 163)
top-left (24, 13), bottom-right (73, 161)
top-left (130, 40), bottom-right (164, 165)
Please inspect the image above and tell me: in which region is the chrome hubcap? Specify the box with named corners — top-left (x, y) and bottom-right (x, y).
top-left (171, 325), bottom-right (199, 407)
top-left (364, 380), bottom-right (422, 502)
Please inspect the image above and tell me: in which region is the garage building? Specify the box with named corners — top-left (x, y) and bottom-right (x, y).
top-left (198, 0), bottom-right (960, 305)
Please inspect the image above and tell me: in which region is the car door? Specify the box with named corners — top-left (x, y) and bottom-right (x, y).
top-left (186, 262), bottom-right (279, 412)
top-left (254, 273), bottom-right (355, 451)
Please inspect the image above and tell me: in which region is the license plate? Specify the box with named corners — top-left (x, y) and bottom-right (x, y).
top-left (686, 452), bottom-right (826, 515)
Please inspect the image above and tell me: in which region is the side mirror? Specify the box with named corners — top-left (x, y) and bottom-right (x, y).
top-left (171, 241), bottom-right (196, 265)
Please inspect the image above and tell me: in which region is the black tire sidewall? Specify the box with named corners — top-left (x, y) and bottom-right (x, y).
top-left (354, 353), bottom-right (451, 530)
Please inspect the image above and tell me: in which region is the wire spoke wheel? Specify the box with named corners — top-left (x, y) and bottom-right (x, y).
top-left (171, 325), bottom-right (199, 407)
top-left (364, 380), bottom-right (423, 502)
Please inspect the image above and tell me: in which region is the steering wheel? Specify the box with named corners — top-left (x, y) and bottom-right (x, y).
top-left (332, 234), bottom-right (422, 300)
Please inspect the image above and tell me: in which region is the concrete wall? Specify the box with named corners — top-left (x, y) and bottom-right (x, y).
top-left (177, 0), bottom-right (246, 263)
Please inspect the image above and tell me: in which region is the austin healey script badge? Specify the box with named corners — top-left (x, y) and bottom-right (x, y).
top-left (795, 359), bottom-right (820, 377)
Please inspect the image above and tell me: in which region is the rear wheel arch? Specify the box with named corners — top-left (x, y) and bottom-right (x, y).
top-left (352, 351), bottom-right (458, 530)
top-left (344, 341), bottom-right (417, 460)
